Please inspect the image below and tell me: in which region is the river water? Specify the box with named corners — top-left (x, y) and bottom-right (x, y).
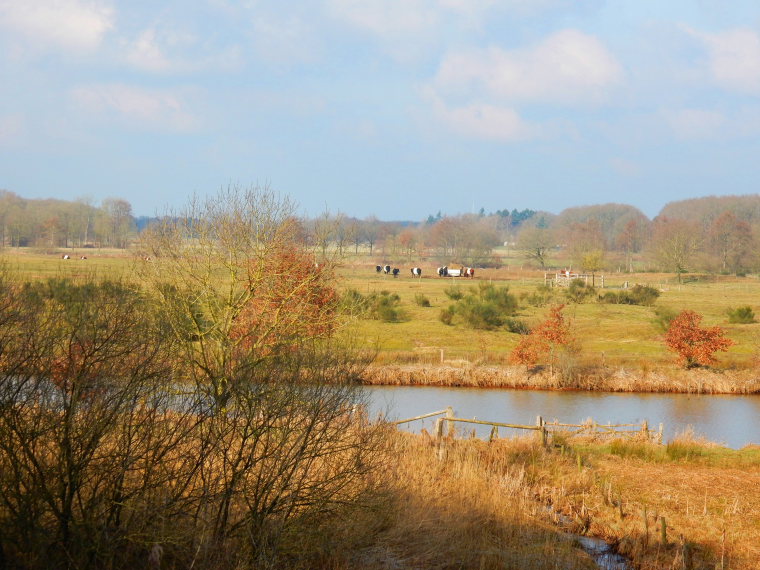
top-left (365, 386), bottom-right (760, 449)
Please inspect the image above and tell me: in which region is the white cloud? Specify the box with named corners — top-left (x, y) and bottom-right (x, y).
top-left (664, 108), bottom-right (726, 139)
top-left (431, 97), bottom-right (535, 141)
top-left (434, 29), bottom-right (623, 105)
top-left (124, 25), bottom-right (243, 73)
top-left (327, 0), bottom-right (440, 38)
top-left (125, 28), bottom-right (174, 72)
top-left (0, 0), bottom-right (113, 53)
top-left (688, 27), bottom-right (760, 94)
top-left (70, 84), bottom-right (200, 132)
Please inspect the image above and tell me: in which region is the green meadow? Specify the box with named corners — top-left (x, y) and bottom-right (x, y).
top-left (340, 262), bottom-right (760, 369)
top-left (4, 248), bottom-right (759, 369)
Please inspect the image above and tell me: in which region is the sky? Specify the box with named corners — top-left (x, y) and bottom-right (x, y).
top-left (2, 0), bottom-right (760, 221)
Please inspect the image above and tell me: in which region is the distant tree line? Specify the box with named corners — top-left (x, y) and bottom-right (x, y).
top-left (3, 188), bottom-right (760, 275)
top-left (0, 190), bottom-right (135, 249)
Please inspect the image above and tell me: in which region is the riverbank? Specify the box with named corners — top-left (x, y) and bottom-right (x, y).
top-left (350, 430), bottom-right (760, 569)
top-left (361, 364), bottom-right (760, 394)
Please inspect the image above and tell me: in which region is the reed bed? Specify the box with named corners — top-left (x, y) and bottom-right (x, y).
top-left (361, 364), bottom-right (760, 394)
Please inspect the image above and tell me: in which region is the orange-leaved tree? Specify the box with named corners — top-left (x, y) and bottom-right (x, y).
top-left (510, 304), bottom-right (572, 372)
top-left (664, 310), bottom-right (734, 368)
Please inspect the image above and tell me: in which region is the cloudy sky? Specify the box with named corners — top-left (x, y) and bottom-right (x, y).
top-left (2, 0), bottom-right (760, 220)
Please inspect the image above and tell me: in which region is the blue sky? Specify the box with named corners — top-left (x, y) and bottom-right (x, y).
top-left (2, 0), bottom-right (760, 220)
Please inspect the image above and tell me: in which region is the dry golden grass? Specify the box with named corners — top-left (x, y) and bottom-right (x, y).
top-left (361, 363), bottom-right (760, 394)
top-left (349, 429), bottom-right (760, 570)
top-left (350, 431), bottom-right (599, 569)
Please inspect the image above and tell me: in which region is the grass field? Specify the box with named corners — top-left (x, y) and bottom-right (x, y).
top-left (339, 260), bottom-right (760, 370)
top-left (4, 247), bottom-right (759, 384)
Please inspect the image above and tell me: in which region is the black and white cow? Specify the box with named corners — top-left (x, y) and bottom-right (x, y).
top-left (464, 267), bottom-right (475, 278)
top-left (392, 268), bottom-right (400, 277)
top-left (383, 265), bottom-right (391, 274)
top-left (437, 266), bottom-right (448, 277)
top-left (61, 254), bottom-right (70, 260)
top-left (411, 267), bottom-right (422, 277)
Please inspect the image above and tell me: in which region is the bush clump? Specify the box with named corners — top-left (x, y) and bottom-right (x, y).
top-left (598, 284), bottom-right (660, 306)
top-left (444, 285), bottom-right (464, 300)
top-left (439, 283), bottom-right (518, 330)
top-left (414, 293), bottom-right (431, 307)
top-left (727, 305), bottom-right (756, 324)
top-left (521, 284), bottom-right (554, 307)
top-left (564, 279), bottom-right (595, 304)
top-left (339, 289), bottom-right (407, 322)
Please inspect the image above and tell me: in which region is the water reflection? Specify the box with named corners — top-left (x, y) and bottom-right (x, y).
top-left (365, 386), bottom-right (760, 449)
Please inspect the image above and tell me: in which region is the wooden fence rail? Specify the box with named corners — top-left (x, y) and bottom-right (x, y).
top-left (392, 407), bottom-right (663, 445)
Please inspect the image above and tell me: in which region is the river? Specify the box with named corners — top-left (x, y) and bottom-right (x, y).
top-left (365, 386), bottom-right (760, 449)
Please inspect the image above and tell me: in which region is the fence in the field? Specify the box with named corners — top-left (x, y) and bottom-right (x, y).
top-left (392, 406), bottom-right (663, 446)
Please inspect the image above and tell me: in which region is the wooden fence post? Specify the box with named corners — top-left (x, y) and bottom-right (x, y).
top-left (489, 425), bottom-right (499, 442)
top-left (446, 406), bottom-right (455, 437)
top-left (536, 415), bottom-right (547, 447)
top-left (642, 420), bottom-right (649, 440)
top-left (434, 418), bottom-right (444, 440)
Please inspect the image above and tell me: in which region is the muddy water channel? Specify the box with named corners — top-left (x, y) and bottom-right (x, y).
top-left (366, 386), bottom-right (760, 449)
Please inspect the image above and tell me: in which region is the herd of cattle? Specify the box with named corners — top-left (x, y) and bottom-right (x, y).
top-left (374, 264), bottom-right (475, 278)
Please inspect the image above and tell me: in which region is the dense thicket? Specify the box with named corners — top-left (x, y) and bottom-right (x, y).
top-left (0, 186), bottom-right (386, 569)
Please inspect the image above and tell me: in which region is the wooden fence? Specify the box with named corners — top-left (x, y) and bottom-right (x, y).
top-left (392, 406), bottom-right (663, 445)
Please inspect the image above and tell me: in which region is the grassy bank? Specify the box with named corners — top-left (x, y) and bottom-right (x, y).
top-left (361, 363), bottom-right (760, 393)
top-left (347, 429), bottom-right (760, 569)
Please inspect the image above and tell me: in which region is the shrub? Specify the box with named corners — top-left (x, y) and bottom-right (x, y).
top-left (564, 279), bottom-right (595, 304)
top-left (727, 305), bottom-right (756, 324)
top-left (367, 291), bottom-right (407, 322)
top-left (414, 293), bottom-right (431, 307)
top-left (439, 305), bottom-right (455, 325)
top-left (504, 318), bottom-right (531, 335)
top-left (509, 304), bottom-right (573, 369)
top-left (598, 284), bottom-right (660, 306)
top-left (438, 284), bottom-right (519, 330)
top-left (340, 288), bottom-right (369, 315)
top-left (522, 284), bottom-right (554, 307)
top-left (444, 285), bottom-right (464, 300)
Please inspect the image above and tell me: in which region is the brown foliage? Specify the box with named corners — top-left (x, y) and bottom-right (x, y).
top-left (664, 310), bottom-right (734, 368)
top-left (510, 304), bottom-right (572, 368)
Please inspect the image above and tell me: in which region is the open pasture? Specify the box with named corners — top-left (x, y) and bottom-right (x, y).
top-left (3, 249), bottom-right (758, 370)
top-left (339, 261), bottom-right (760, 369)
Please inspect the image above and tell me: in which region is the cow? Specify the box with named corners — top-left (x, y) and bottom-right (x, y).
top-left (61, 254), bottom-right (70, 260)
top-left (392, 268), bottom-right (400, 277)
top-left (80, 256), bottom-right (87, 260)
top-left (411, 267), bottom-right (422, 277)
top-left (383, 265), bottom-right (391, 274)
top-left (437, 266), bottom-right (448, 277)
top-left (464, 267), bottom-right (475, 278)
top-left (376, 265), bottom-right (382, 273)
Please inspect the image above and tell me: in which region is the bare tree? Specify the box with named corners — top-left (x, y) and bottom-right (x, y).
top-left (516, 225), bottom-right (555, 268)
top-left (650, 217), bottom-right (701, 283)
